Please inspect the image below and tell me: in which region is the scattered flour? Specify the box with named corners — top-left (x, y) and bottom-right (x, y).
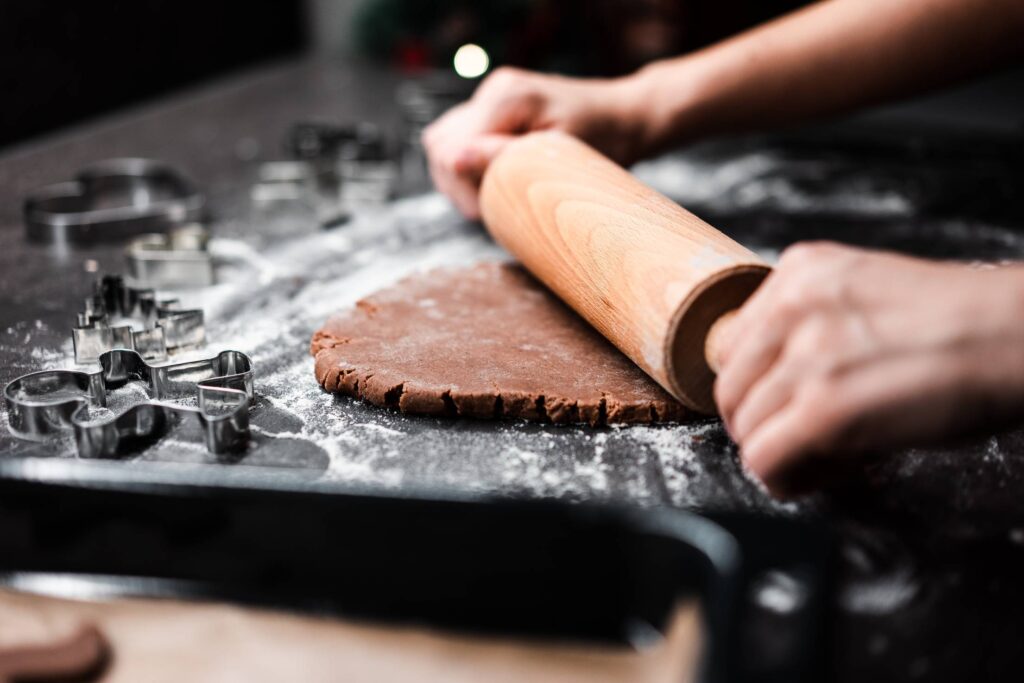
top-left (633, 150), bottom-right (914, 216)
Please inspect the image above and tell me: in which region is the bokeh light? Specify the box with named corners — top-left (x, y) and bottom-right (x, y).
top-left (453, 43), bottom-right (489, 79)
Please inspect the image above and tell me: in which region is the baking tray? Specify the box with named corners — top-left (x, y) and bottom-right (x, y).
top-left (0, 455), bottom-right (833, 683)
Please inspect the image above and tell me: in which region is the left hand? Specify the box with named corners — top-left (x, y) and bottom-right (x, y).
top-left (422, 67), bottom-right (651, 219)
top-left (714, 241), bottom-right (1024, 497)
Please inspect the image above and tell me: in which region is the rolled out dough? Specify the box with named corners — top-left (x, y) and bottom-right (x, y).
top-left (311, 263), bottom-right (687, 426)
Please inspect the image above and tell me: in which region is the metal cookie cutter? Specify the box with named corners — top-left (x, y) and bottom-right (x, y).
top-left (24, 158), bottom-right (205, 246)
top-left (251, 161), bottom-right (317, 203)
top-left (73, 276), bottom-right (205, 364)
top-left (4, 349), bottom-right (254, 457)
top-left (125, 224), bottom-right (214, 288)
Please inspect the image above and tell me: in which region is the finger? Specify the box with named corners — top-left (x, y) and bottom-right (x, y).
top-left (742, 349), bottom-right (966, 497)
top-left (738, 402), bottom-right (818, 496)
top-left (433, 133), bottom-right (513, 218)
top-left (714, 257), bottom-right (825, 429)
top-left (729, 356), bottom-right (801, 445)
top-left (453, 133), bottom-right (514, 179)
top-left (714, 305), bottom-right (794, 432)
top-left (449, 176), bottom-right (482, 219)
top-left (426, 155), bottom-right (455, 205)
top-left (425, 128), bottom-right (489, 217)
top-left (715, 267), bottom-right (788, 367)
top-left (434, 151), bottom-right (483, 219)
top-left (428, 153), bottom-right (479, 218)
top-left (422, 102), bottom-right (471, 144)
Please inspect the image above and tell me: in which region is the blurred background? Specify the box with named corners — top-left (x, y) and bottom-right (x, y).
top-left (4, 0), bottom-right (1022, 151)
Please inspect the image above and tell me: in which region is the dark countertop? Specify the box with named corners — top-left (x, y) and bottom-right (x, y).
top-left (3, 57), bottom-right (1024, 681)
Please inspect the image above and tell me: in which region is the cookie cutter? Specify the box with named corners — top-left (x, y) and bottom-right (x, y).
top-left (125, 224), bottom-right (214, 288)
top-left (24, 158), bottom-right (205, 246)
top-left (4, 349), bottom-right (254, 457)
top-left (251, 161), bottom-right (317, 203)
top-left (73, 276), bottom-right (205, 364)
top-left (288, 121), bottom-right (360, 161)
top-left (337, 127), bottom-right (397, 207)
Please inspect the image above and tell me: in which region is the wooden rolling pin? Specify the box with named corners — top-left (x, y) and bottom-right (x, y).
top-left (479, 131), bottom-right (770, 415)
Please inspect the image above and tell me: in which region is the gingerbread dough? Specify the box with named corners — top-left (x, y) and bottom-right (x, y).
top-left (311, 263), bottom-right (686, 426)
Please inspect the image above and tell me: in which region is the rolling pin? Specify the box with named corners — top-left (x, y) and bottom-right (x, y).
top-left (479, 131), bottom-right (771, 415)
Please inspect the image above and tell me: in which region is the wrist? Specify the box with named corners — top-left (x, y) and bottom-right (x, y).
top-left (613, 58), bottom-right (714, 160)
top-left (602, 73), bottom-right (655, 164)
top-left (971, 265), bottom-right (1024, 395)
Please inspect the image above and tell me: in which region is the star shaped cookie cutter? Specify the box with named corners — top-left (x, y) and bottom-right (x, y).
top-left (4, 349), bottom-right (254, 458)
top-left (73, 275), bottom-right (205, 364)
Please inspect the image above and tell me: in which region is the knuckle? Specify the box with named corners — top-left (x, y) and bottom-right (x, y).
top-left (779, 242), bottom-right (819, 267)
top-left (490, 65), bottom-right (519, 79)
top-left (773, 261), bottom-right (843, 312)
top-left (816, 277), bottom-right (847, 307)
top-left (482, 66), bottom-right (524, 91)
top-left (779, 241), bottom-right (846, 269)
top-left (796, 316), bottom-right (832, 351)
top-left (773, 282), bottom-right (811, 320)
top-left (785, 316), bottom-right (850, 381)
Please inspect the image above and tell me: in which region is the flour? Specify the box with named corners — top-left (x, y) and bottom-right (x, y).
top-left (0, 320), bottom-right (72, 369)
top-left (633, 150), bottom-right (914, 216)
top-left (841, 571), bottom-right (919, 615)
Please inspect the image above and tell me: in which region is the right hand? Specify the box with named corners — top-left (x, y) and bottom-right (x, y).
top-left (422, 66), bottom-right (649, 219)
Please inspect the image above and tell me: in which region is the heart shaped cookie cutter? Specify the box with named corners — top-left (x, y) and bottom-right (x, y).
top-left (4, 349), bottom-right (254, 458)
top-left (23, 158), bottom-right (205, 246)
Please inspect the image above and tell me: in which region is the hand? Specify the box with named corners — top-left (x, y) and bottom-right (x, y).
top-left (714, 242), bottom-right (1024, 497)
top-left (422, 67), bottom-right (650, 219)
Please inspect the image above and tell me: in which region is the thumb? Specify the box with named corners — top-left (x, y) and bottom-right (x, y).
top-left (453, 133), bottom-right (514, 179)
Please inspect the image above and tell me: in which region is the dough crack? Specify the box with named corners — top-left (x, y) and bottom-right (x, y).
top-left (384, 383), bottom-right (405, 409)
top-left (440, 390), bottom-right (458, 417)
top-left (534, 395), bottom-right (548, 424)
top-left (309, 331), bottom-right (351, 356)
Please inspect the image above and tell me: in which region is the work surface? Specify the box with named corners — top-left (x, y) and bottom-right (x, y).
top-left (2, 58), bottom-right (1024, 680)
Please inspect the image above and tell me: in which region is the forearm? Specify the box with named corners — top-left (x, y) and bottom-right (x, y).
top-left (626, 0), bottom-right (1024, 155)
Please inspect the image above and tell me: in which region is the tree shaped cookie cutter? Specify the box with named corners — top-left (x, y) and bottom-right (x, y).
top-left (73, 275), bottom-right (205, 364)
top-left (4, 349), bottom-right (254, 458)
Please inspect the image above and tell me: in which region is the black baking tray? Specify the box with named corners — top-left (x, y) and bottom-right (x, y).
top-left (0, 457), bottom-right (832, 683)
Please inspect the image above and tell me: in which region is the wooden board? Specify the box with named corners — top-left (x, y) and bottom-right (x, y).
top-left (0, 589), bottom-right (701, 683)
